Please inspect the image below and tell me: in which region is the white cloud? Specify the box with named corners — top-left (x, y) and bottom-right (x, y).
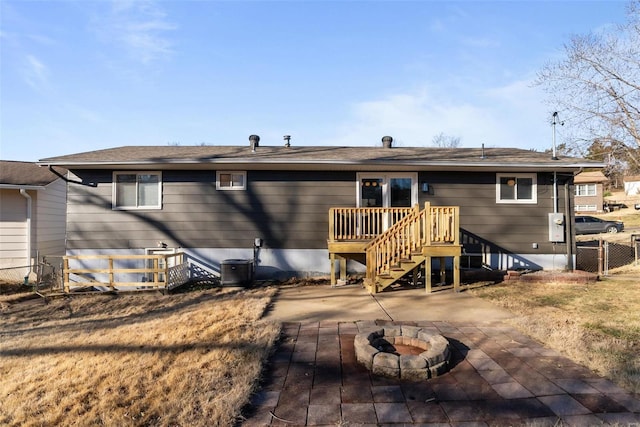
top-left (96, 0), bottom-right (177, 64)
top-left (23, 54), bottom-right (50, 92)
top-left (322, 79), bottom-right (552, 151)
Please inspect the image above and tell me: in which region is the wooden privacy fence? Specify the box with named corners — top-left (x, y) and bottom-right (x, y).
top-left (63, 253), bottom-right (189, 292)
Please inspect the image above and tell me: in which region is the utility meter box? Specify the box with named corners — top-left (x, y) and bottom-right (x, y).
top-left (548, 213), bottom-right (565, 242)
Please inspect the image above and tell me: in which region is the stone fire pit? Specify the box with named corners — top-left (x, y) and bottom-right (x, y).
top-left (354, 325), bottom-right (451, 381)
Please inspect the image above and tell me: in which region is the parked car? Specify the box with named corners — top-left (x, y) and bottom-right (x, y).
top-left (575, 216), bottom-right (624, 235)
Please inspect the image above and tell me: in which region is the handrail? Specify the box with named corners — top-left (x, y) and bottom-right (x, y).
top-left (328, 207), bottom-right (414, 241)
top-left (365, 203), bottom-right (459, 280)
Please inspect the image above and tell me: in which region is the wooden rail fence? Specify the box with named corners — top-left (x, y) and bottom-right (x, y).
top-left (63, 253), bottom-right (189, 292)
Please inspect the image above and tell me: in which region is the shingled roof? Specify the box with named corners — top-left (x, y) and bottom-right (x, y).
top-left (0, 160), bottom-right (66, 187)
top-left (38, 145), bottom-right (603, 171)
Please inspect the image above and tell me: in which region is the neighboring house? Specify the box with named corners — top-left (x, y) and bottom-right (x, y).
top-left (574, 171), bottom-right (608, 213)
top-left (624, 175), bottom-right (640, 196)
top-left (0, 161), bottom-right (67, 281)
top-left (38, 137), bottom-right (602, 287)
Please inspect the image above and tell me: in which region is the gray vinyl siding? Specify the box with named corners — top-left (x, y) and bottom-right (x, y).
top-left (418, 171), bottom-right (569, 255)
top-left (66, 168), bottom-right (571, 258)
top-left (66, 170), bottom-right (355, 250)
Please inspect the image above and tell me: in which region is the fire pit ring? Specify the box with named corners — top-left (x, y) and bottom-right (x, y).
top-left (354, 325), bottom-right (451, 381)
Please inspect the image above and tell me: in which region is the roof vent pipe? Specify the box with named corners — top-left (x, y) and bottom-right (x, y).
top-left (382, 136), bottom-right (393, 149)
top-left (481, 143), bottom-right (486, 159)
top-left (249, 135), bottom-right (260, 151)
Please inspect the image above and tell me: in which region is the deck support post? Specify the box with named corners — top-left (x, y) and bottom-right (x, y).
top-left (330, 253), bottom-right (336, 286)
top-left (425, 256), bottom-right (432, 293)
top-left (453, 254), bottom-right (460, 292)
top-left (329, 254), bottom-right (347, 287)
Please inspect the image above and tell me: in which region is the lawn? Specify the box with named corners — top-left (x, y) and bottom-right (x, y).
top-left (0, 285), bottom-right (280, 427)
top-left (2, 269), bottom-right (639, 426)
top-left (470, 269), bottom-right (640, 394)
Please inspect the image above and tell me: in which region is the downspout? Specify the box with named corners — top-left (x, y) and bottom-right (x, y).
top-left (564, 180), bottom-right (574, 271)
top-left (565, 167), bottom-right (583, 271)
top-left (554, 171), bottom-right (558, 213)
top-left (19, 189), bottom-right (33, 284)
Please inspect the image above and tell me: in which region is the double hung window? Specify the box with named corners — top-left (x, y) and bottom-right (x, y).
top-left (575, 184), bottom-right (596, 197)
top-left (113, 172), bottom-right (162, 209)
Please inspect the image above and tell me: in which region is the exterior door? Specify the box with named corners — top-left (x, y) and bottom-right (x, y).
top-left (357, 173), bottom-right (417, 208)
top-left (357, 173), bottom-right (418, 233)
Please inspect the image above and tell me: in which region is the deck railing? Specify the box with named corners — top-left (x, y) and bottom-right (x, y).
top-left (328, 207), bottom-right (415, 241)
top-left (328, 204), bottom-right (459, 244)
top-left (62, 253), bottom-right (189, 292)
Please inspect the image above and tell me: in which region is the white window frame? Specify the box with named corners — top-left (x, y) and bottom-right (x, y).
top-left (112, 171), bottom-right (162, 210)
top-left (575, 204), bottom-right (598, 212)
top-left (496, 173), bottom-right (537, 204)
top-left (216, 171), bottom-right (246, 191)
top-left (575, 183), bottom-right (596, 197)
top-left (356, 172), bottom-right (418, 208)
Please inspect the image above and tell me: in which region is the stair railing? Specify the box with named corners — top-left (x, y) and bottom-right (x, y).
top-left (365, 202), bottom-right (459, 284)
top-left (365, 204), bottom-right (425, 280)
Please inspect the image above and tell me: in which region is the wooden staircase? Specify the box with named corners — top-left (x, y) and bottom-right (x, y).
top-left (363, 203), bottom-right (461, 294)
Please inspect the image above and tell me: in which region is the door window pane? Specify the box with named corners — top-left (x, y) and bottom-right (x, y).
top-left (361, 178), bottom-right (383, 207)
top-left (390, 178), bottom-right (412, 207)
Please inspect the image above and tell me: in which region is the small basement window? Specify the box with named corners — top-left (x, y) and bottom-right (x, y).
top-left (216, 171), bottom-right (246, 190)
top-left (496, 173), bottom-right (537, 204)
top-left (113, 172), bottom-right (162, 209)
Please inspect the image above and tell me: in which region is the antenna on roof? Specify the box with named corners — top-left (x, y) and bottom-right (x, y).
top-left (551, 112), bottom-right (564, 160)
top-left (283, 135), bottom-right (291, 147)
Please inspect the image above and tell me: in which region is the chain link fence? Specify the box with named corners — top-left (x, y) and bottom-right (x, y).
top-left (576, 239), bottom-right (637, 275)
top-left (0, 256), bottom-right (63, 292)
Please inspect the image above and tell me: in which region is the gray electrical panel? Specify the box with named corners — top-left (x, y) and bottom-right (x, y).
top-left (548, 213), bottom-right (565, 242)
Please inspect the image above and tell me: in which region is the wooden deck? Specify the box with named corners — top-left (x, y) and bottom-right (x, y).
top-left (328, 203), bottom-right (461, 293)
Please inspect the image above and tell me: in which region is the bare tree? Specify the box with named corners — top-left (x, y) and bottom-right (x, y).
top-left (535, 1), bottom-right (640, 169)
top-left (432, 132), bottom-right (461, 148)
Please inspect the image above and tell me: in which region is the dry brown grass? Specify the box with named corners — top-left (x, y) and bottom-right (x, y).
top-left (0, 286), bottom-right (280, 427)
top-left (470, 271), bottom-right (640, 394)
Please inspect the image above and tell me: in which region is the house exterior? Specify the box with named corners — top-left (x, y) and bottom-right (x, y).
top-left (0, 161), bottom-right (67, 281)
top-left (574, 171), bottom-right (608, 213)
top-left (624, 175), bottom-right (640, 196)
top-left (38, 138), bottom-right (603, 285)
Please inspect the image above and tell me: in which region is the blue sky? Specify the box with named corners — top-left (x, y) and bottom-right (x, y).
top-left (0, 0), bottom-right (629, 161)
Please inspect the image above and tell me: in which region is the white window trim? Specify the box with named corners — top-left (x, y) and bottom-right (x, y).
top-left (495, 173), bottom-right (537, 204)
top-left (112, 171), bottom-right (162, 210)
top-left (575, 183), bottom-right (596, 197)
top-left (216, 171), bottom-right (247, 191)
top-left (575, 204), bottom-right (597, 212)
top-left (356, 172), bottom-right (418, 208)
